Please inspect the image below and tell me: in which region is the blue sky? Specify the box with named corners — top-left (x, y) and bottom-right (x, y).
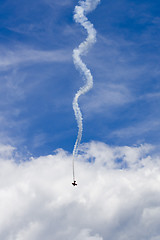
top-left (0, 0), bottom-right (160, 157)
top-left (1, 1), bottom-right (160, 239)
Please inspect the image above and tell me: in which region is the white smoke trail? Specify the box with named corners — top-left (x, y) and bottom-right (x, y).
top-left (72, 0), bottom-right (100, 182)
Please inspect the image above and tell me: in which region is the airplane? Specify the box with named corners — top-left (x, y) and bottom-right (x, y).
top-left (72, 180), bottom-right (77, 186)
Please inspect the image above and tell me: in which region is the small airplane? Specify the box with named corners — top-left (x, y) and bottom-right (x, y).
top-left (72, 180), bottom-right (77, 186)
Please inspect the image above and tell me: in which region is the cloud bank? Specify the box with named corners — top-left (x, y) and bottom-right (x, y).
top-left (0, 141), bottom-right (160, 240)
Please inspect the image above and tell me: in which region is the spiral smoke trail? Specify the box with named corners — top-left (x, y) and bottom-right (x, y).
top-left (72, 0), bottom-right (100, 182)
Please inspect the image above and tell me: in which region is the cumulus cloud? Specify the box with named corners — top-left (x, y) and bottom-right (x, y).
top-left (0, 141), bottom-right (160, 240)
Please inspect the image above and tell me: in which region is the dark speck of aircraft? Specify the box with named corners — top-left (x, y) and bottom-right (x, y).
top-left (72, 180), bottom-right (77, 186)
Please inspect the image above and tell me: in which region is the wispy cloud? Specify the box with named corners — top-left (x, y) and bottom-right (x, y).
top-left (44, 0), bottom-right (73, 7)
top-left (0, 47), bottom-right (71, 70)
top-left (111, 119), bottom-right (160, 140)
top-left (81, 83), bottom-right (132, 117)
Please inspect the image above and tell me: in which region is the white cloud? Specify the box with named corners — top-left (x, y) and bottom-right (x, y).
top-left (81, 83), bottom-right (132, 117)
top-left (0, 47), bottom-right (71, 70)
top-left (111, 119), bottom-right (160, 140)
top-left (44, 0), bottom-right (73, 7)
top-left (0, 141), bottom-right (160, 240)
top-left (75, 229), bottom-right (103, 240)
